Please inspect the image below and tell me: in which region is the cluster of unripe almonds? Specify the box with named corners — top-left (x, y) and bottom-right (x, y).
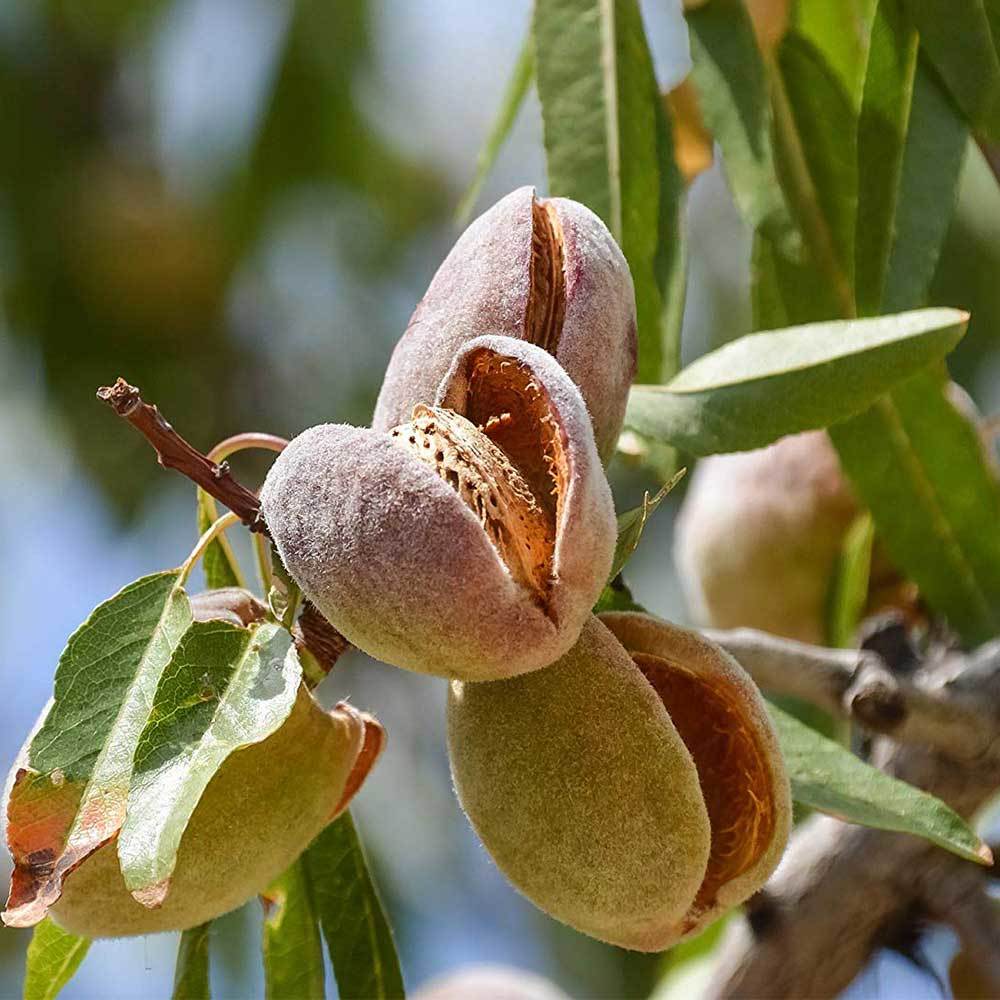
top-left (6, 188), bottom-right (791, 951)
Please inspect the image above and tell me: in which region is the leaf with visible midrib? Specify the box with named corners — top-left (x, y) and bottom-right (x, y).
top-left (534, 0), bottom-right (686, 381)
top-left (3, 571), bottom-right (192, 929)
top-left (303, 812), bottom-right (405, 1000)
top-left (262, 860), bottom-right (326, 1000)
top-left (769, 702), bottom-right (992, 865)
top-left (624, 308), bottom-right (967, 455)
top-left (119, 620), bottom-right (301, 900)
top-left (23, 918), bottom-right (90, 1000)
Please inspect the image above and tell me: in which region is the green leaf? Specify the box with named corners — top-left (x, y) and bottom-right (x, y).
top-left (685, 0), bottom-right (797, 250)
top-left (173, 923), bottom-right (211, 1000)
top-left (262, 861), bottom-right (325, 1000)
top-left (624, 308), bottom-right (968, 454)
top-left (197, 488), bottom-right (244, 591)
top-left (826, 513), bottom-right (874, 649)
top-left (303, 811), bottom-right (405, 1000)
top-left (23, 918), bottom-right (90, 1000)
top-left (900, 0), bottom-right (1000, 140)
top-left (3, 571), bottom-right (192, 928)
top-left (769, 702), bottom-right (992, 865)
top-left (455, 29), bottom-right (534, 226)
top-left (830, 377), bottom-right (1000, 644)
top-left (610, 468), bottom-right (686, 580)
top-left (119, 621), bottom-right (301, 899)
top-left (534, 0), bottom-right (686, 381)
top-left (855, 0), bottom-right (969, 317)
top-left (593, 575), bottom-right (648, 616)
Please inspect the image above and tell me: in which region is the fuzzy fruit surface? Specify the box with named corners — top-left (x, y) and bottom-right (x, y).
top-left (674, 430), bottom-right (859, 644)
top-left (262, 337), bottom-right (615, 681)
top-left (448, 613), bottom-right (790, 951)
top-left (373, 187), bottom-right (637, 464)
top-left (4, 688), bottom-right (366, 938)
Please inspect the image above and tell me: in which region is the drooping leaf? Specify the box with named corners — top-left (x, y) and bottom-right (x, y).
top-left (455, 28), bottom-right (535, 226)
top-left (262, 861), bottom-right (325, 1000)
top-left (173, 922), bottom-right (211, 1000)
top-left (830, 377), bottom-right (1000, 644)
top-left (610, 468), bottom-right (686, 580)
top-left (303, 811), bottom-right (404, 1000)
top-left (119, 621), bottom-right (300, 902)
top-left (768, 702), bottom-right (992, 865)
top-left (900, 0), bottom-right (1000, 140)
top-left (685, 0), bottom-right (797, 250)
top-left (3, 571), bottom-right (192, 928)
top-left (197, 488), bottom-right (244, 591)
top-left (829, 0), bottom-right (1000, 643)
top-left (855, 0), bottom-right (969, 318)
top-left (22, 918), bottom-right (90, 1000)
top-left (534, 0), bottom-right (687, 381)
top-left (624, 308), bottom-right (967, 454)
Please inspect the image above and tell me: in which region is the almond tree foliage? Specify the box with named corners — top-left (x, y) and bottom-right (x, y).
top-left (5, 2), bottom-right (1000, 999)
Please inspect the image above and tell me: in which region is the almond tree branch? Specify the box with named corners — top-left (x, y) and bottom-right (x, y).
top-left (97, 378), bottom-right (268, 534)
top-left (706, 627), bottom-right (1000, 760)
top-left (700, 637), bottom-right (1000, 999)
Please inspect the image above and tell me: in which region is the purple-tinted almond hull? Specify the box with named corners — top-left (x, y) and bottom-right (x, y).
top-left (261, 339), bottom-right (616, 680)
top-left (372, 186), bottom-right (637, 462)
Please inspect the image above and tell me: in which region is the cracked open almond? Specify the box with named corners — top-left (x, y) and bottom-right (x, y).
top-left (261, 337), bottom-right (615, 680)
top-left (447, 613), bottom-right (790, 951)
top-left (372, 187), bottom-right (637, 463)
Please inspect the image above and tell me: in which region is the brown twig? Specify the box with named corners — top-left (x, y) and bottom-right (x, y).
top-left (97, 378), bottom-right (268, 534)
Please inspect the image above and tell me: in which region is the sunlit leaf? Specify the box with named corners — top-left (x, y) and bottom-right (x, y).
top-left (262, 861), bottom-right (325, 1000)
top-left (664, 80), bottom-right (713, 184)
top-left (625, 308), bottom-right (967, 454)
top-left (3, 572), bottom-right (191, 928)
top-left (172, 922), bottom-right (211, 1000)
top-left (119, 621), bottom-right (300, 901)
top-left (769, 702), bottom-right (992, 864)
top-left (303, 811), bottom-right (404, 1000)
top-left (22, 918), bottom-right (90, 1000)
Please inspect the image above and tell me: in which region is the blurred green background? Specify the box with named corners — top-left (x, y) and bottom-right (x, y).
top-left (1, 2), bottom-right (999, 997)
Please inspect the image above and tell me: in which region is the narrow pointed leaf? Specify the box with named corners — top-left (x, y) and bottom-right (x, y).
top-left (901, 0), bottom-right (1000, 140)
top-left (119, 621), bottom-right (300, 900)
top-left (534, 0), bottom-right (687, 380)
top-left (769, 702), bottom-right (992, 865)
top-left (685, 0), bottom-right (797, 250)
top-left (3, 571), bottom-right (192, 927)
top-left (456, 29), bottom-right (535, 226)
top-left (303, 811), bottom-right (404, 1000)
top-left (855, 0), bottom-right (968, 318)
top-left (262, 861), bottom-right (325, 1000)
top-left (610, 468), bottom-right (686, 580)
top-left (173, 923), bottom-right (211, 1000)
top-left (22, 918), bottom-right (90, 1000)
top-left (625, 308), bottom-right (967, 454)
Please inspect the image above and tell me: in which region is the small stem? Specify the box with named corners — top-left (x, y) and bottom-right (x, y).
top-left (180, 512), bottom-right (241, 585)
top-left (203, 433), bottom-right (288, 593)
top-left (97, 378), bottom-right (268, 534)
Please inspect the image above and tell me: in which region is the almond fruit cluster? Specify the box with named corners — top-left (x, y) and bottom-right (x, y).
top-left (262, 187), bottom-right (791, 951)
